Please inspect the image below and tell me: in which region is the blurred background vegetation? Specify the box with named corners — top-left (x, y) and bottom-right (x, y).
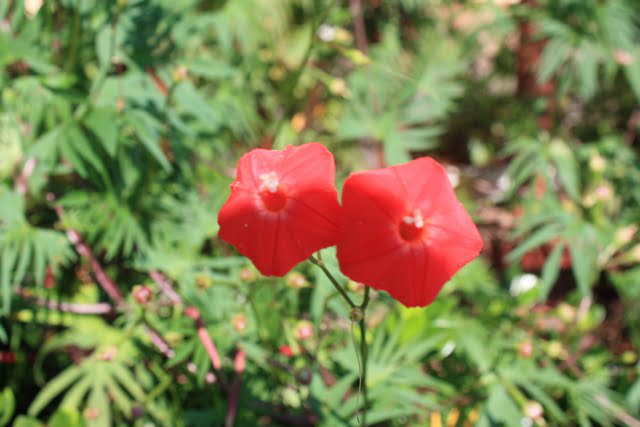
top-left (1, 0), bottom-right (640, 426)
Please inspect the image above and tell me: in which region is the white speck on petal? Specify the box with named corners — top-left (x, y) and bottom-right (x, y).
top-left (259, 171), bottom-right (279, 193)
top-left (402, 209), bottom-right (424, 228)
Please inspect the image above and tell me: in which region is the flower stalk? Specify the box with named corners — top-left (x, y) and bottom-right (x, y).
top-left (359, 286), bottom-right (370, 426)
top-left (310, 254), bottom-right (370, 426)
top-left (308, 255), bottom-right (356, 308)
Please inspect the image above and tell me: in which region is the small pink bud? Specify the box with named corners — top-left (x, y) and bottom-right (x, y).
top-left (279, 345), bottom-right (295, 357)
top-left (295, 321), bottom-right (314, 340)
top-left (232, 313), bottom-right (247, 332)
top-left (524, 401), bottom-right (544, 420)
top-left (185, 306), bottom-right (200, 320)
top-left (133, 285), bottom-right (153, 305)
top-left (614, 50), bottom-right (634, 66)
top-left (205, 372), bottom-right (217, 384)
top-left (518, 341), bottom-right (533, 358)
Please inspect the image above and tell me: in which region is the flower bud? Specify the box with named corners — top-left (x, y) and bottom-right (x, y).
top-left (239, 266), bottom-right (257, 282)
top-left (205, 372), bottom-right (217, 384)
top-left (286, 272), bottom-right (308, 289)
top-left (296, 367), bottom-right (312, 385)
top-left (172, 65), bottom-right (188, 83)
top-left (329, 78), bottom-right (348, 96)
top-left (614, 225), bottom-right (637, 246)
top-left (195, 274), bottom-right (212, 289)
top-left (231, 313), bottom-right (247, 332)
top-left (24, 0), bottom-right (43, 19)
top-left (295, 320), bottom-right (314, 340)
top-left (347, 280), bottom-right (365, 293)
top-left (589, 153), bottom-right (606, 173)
top-left (524, 401), bottom-right (544, 420)
top-left (185, 306), bottom-right (200, 320)
top-left (279, 345), bottom-right (295, 357)
top-left (133, 285), bottom-right (153, 305)
top-left (84, 408), bottom-right (100, 421)
top-left (518, 341), bottom-right (533, 358)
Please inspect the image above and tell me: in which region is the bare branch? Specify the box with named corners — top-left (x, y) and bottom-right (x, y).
top-left (150, 270), bottom-right (181, 305)
top-left (49, 194), bottom-right (124, 305)
top-left (16, 288), bottom-right (113, 314)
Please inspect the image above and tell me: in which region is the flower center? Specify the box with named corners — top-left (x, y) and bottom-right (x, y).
top-left (399, 209), bottom-right (425, 241)
top-left (258, 171), bottom-right (287, 212)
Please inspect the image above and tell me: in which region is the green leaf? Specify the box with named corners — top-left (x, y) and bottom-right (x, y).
top-left (127, 110), bottom-right (171, 172)
top-left (84, 107), bottom-right (119, 157)
top-left (86, 379), bottom-right (110, 427)
top-left (48, 408), bottom-right (82, 427)
top-left (28, 365), bottom-right (84, 416)
top-left (60, 375), bottom-right (93, 410)
top-left (173, 81), bottom-right (219, 131)
top-left (538, 37), bottom-right (572, 83)
top-left (0, 387), bottom-right (15, 427)
top-left (110, 362), bottom-right (147, 402)
top-left (568, 225), bottom-right (600, 296)
top-left (549, 139), bottom-right (581, 200)
top-left (1, 242), bottom-right (17, 315)
top-left (539, 243), bottom-right (565, 301)
top-left (458, 327), bottom-right (491, 373)
top-left (627, 377), bottom-right (640, 414)
top-left (103, 375), bottom-right (132, 419)
top-left (12, 417), bottom-right (42, 427)
top-left (487, 384), bottom-right (522, 425)
top-left (508, 222), bottom-right (564, 263)
top-left (65, 124), bottom-right (108, 178)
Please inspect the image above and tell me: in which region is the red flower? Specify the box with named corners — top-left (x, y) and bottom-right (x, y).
top-left (336, 157), bottom-right (483, 307)
top-left (218, 143), bottom-right (341, 276)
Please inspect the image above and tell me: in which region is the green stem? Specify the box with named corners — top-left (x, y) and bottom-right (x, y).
top-left (309, 253), bottom-right (371, 426)
top-left (308, 255), bottom-right (356, 308)
top-left (359, 286), bottom-right (370, 426)
top-left (65, 0), bottom-right (83, 74)
top-left (73, 8), bottom-right (119, 120)
top-left (272, 2), bottom-right (335, 146)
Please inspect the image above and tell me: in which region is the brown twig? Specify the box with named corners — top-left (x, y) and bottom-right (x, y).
top-left (49, 194), bottom-right (124, 305)
top-left (225, 349), bottom-right (246, 427)
top-left (66, 228), bottom-right (124, 304)
top-left (15, 157), bottom-right (37, 196)
top-left (349, 0), bottom-right (368, 55)
top-left (144, 324), bottom-right (175, 359)
top-left (349, 0), bottom-right (383, 169)
top-left (626, 107), bottom-right (640, 144)
top-left (595, 394), bottom-right (640, 427)
top-left (185, 306), bottom-right (228, 390)
top-left (16, 287), bottom-right (113, 314)
top-left (149, 270), bottom-right (181, 305)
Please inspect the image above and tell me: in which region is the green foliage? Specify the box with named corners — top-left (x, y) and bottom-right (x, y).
top-left (1, 0), bottom-right (639, 426)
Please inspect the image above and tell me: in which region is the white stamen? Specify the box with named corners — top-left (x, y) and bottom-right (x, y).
top-left (259, 171), bottom-right (279, 193)
top-left (402, 209), bottom-right (424, 228)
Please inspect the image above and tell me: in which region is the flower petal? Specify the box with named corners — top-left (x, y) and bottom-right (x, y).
top-left (337, 157), bottom-right (483, 307)
top-left (218, 143), bottom-right (341, 276)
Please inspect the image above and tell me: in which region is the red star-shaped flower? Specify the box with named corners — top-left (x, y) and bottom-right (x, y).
top-left (336, 157), bottom-right (483, 307)
top-left (218, 143), bottom-right (341, 276)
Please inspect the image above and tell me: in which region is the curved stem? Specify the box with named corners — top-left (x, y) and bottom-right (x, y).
top-left (309, 253), bottom-right (371, 425)
top-left (308, 255), bottom-right (356, 308)
top-left (272, 1), bottom-right (335, 146)
top-left (359, 286), bottom-right (370, 426)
